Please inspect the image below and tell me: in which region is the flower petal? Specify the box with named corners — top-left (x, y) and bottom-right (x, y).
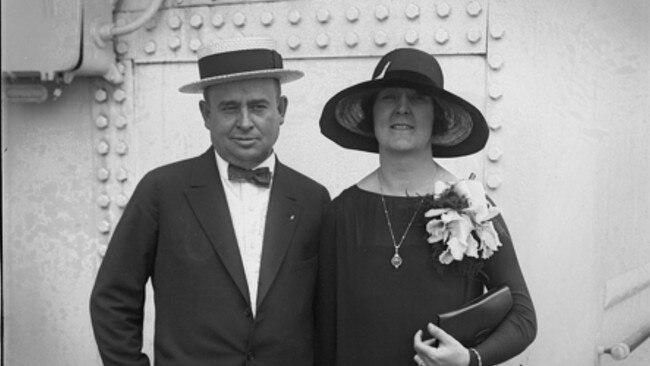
top-left (425, 208), bottom-right (450, 218)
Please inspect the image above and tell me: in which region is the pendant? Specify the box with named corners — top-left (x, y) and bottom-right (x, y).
top-left (391, 253), bottom-right (403, 269)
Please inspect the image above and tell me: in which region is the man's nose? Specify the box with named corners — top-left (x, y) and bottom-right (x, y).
top-left (237, 108), bottom-right (254, 129)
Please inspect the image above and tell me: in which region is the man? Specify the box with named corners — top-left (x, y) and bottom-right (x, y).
top-left (90, 37), bottom-right (330, 366)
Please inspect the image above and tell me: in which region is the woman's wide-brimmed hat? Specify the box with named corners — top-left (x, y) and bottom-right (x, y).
top-left (179, 37), bottom-right (303, 94)
top-left (319, 48), bottom-right (489, 157)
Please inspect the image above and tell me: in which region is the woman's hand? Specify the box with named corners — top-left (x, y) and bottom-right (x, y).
top-left (413, 323), bottom-right (470, 366)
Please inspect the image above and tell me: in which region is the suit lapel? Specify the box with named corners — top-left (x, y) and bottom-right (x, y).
top-left (256, 161), bottom-right (301, 308)
top-left (184, 149), bottom-right (251, 305)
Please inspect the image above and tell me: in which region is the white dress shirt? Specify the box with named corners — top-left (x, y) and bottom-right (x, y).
top-left (215, 151), bottom-right (275, 316)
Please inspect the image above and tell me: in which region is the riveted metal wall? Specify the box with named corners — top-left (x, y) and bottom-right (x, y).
top-left (2, 0), bottom-right (650, 365)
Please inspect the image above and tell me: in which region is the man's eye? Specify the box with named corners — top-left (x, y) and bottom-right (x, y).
top-left (221, 106), bottom-right (239, 113)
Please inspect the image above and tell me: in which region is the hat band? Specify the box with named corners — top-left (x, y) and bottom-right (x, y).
top-left (377, 70), bottom-right (440, 89)
top-left (198, 49), bottom-right (284, 79)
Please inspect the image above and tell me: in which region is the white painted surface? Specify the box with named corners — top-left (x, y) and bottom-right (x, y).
top-left (2, 0), bottom-right (650, 365)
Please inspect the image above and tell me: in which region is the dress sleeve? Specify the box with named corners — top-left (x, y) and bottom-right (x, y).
top-left (89, 172), bottom-right (160, 366)
top-left (471, 211), bottom-right (537, 366)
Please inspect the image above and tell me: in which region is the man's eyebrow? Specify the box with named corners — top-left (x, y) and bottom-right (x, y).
top-left (218, 100), bottom-right (241, 107)
top-left (247, 98), bottom-right (271, 105)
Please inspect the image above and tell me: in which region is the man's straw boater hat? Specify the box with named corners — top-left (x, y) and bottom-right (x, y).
top-left (179, 37), bottom-right (303, 94)
top-left (319, 48), bottom-right (489, 157)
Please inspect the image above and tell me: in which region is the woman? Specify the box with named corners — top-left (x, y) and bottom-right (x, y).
top-left (316, 48), bottom-right (536, 366)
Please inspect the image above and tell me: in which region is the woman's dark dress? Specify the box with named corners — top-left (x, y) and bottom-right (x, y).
top-left (316, 186), bottom-right (536, 366)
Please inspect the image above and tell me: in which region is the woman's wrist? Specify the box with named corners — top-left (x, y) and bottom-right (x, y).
top-left (468, 347), bottom-right (482, 366)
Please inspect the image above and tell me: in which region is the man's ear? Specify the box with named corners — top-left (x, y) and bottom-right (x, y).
top-left (199, 100), bottom-right (210, 128)
top-left (278, 96), bottom-right (288, 125)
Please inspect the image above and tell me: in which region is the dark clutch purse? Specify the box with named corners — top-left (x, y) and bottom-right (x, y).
top-left (435, 285), bottom-right (513, 347)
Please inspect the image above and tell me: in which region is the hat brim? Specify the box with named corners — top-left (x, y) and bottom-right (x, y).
top-left (179, 69), bottom-right (304, 94)
top-left (319, 78), bottom-right (489, 158)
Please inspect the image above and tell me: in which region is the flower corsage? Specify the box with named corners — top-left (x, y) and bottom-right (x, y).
top-left (423, 179), bottom-right (502, 276)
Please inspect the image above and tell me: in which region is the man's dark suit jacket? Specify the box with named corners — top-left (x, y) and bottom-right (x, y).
top-left (90, 148), bottom-right (330, 366)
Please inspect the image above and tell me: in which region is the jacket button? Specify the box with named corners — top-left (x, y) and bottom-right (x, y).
top-left (244, 308), bottom-right (252, 318)
top-left (246, 352), bottom-right (255, 361)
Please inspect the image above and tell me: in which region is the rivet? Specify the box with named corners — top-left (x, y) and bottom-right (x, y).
top-left (287, 35), bottom-right (301, 50)
top-left (144, 40), bottom-right (157, 55)
top-left (96, 140), bottom-right (110, 155)
top-left (346, 7), bottom-right (360, 22)
top-left (98, 244), bottom-right (108, 257)
top-left (168, 36), bottom-right (182, 50)
top-left (113, 89), bottom-right (127, 103)
top-left (489, 85), bottom-right (503, 100)
top-left (116, 62), bottom-right (126, 74)
top-left (97, 168), bottom-right (111, 182)
top-left (375, 5), bottom-right (389, 21)
top-left (489, 116), bottom-right (503, 130)
top-left (436, 2), bottom-right (451, 18)
top-left (404, 30), bottom-right (419, 45)
top-left (261, 11), bottom-right (274, 26)
top-left (115, 41), bottom-right (129, 55)
top-left (488, 147), bottom-right (504, 161)
top-left (435, 29), bottom-right (449, 44)
top-left (95, 115), bottom-right (109, 129)
top-left (345, 32), bottom-right (359, 48)
top-left (466, 1), bottom-right (482, 17)
top-left (116, 167), bottom-right (129, 182)
top-left (374, 31), bottom-right (388, 47)
top-left (94, 89), bottom-right (108, 103)
top-left (316, 33), bottom-right (330, 48)
top-left (115, 115), bottom-right (128, 129)
top-left (97, 194), bottom-right (111, 208)
top-left (489, 55), bottom-right (504, 70)
top-left (233, 12), bottom-right (247, 27)
top-left (490, 24), bottom-right (506, 40)
top-left (145, 19), bottom-right (157, 31)
top-left (316, 9), bottom-right (330, 23)
top-left (189, 39), bottom-right (202, 52)
top-left (212, 13), bottom-right (225, 28)
top-left (486, 174), bottom-right (502, 189)
top-left (288, 10), bottom-right (302, 25)
top-left (116, 141), bottom-right (128, 155)
top-left (405, 4), bottom-right (420, 20)
top-left (116, 194), bottom-right (128, 208)
top-left (168, 15), bottom-right (183, 30)
top-left (467, 28), bottom-right (482, 43)
top-left (190, 14), bottom-right (203, 28)
top-left (98, 221), bottom-right (112, 234)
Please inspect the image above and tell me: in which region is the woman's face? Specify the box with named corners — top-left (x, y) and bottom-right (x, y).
top-left (372, 87), bottom-right (435, 154)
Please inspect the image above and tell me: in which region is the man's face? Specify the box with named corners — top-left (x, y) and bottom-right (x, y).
top-left (200, 79), bottom-right (287, 169)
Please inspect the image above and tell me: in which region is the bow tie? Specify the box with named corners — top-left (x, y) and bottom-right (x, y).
top-left (227, 164), bottom-right (272, 188)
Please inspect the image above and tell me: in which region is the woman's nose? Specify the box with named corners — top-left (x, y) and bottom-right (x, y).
top-left (395, 93), bottom-right (411, 114)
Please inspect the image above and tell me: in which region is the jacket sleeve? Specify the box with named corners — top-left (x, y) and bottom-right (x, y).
top-left (89, 172), bottom-right (160, 366)
top-left (471, 211), bottom-right (537, 366)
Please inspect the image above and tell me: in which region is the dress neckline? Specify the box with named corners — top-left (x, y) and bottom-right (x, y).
top-left (352, 184), bottom-right (428, 200)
